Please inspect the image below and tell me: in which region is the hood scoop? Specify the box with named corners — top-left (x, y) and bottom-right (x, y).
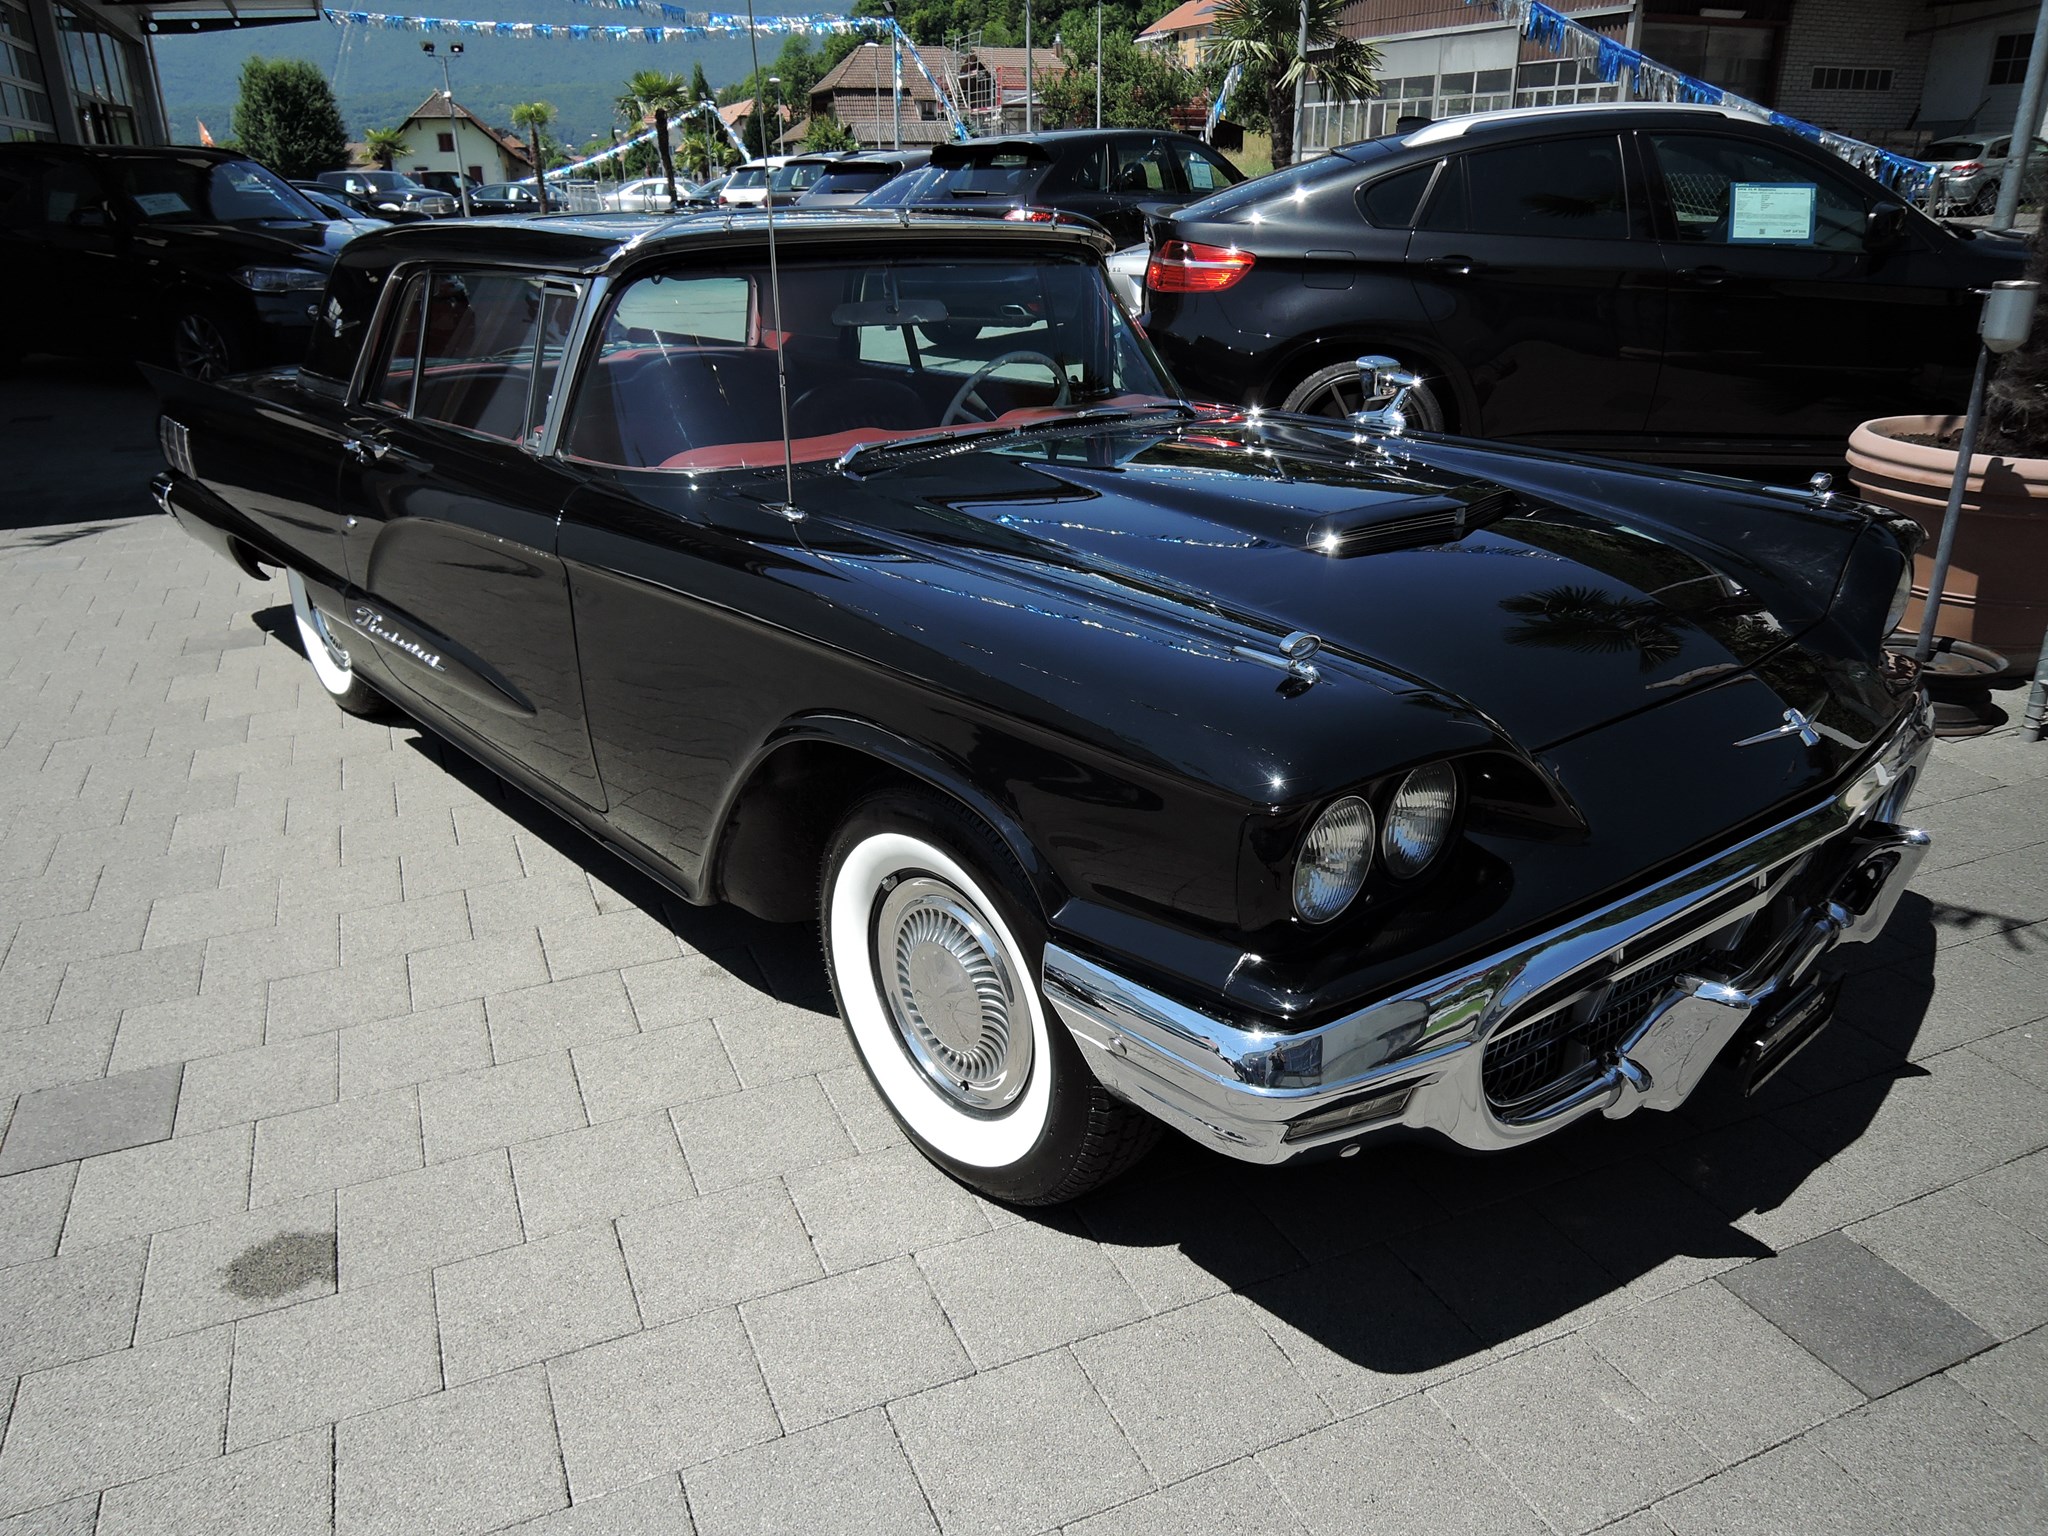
top-left (1306, 486), bottom-right (1518, 558)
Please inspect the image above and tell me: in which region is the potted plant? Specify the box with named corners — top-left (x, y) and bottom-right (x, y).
top-left (1847, 225), bottom-right (2048, 675)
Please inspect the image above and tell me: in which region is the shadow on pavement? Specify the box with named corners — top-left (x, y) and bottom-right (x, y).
top-left (1, 356), bottom-right (161, 533)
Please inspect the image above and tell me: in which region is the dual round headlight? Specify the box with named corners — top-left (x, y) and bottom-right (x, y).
top-left (1292, 763), bottom-right (1460, 923)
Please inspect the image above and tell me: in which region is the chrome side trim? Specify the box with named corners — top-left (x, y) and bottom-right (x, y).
top-left (1043, 696), bottom-right (1935, 1163)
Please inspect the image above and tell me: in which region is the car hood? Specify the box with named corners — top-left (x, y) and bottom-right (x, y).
top-left (132, 219), bottom-right (347, 266)
top-left (839, 415), bottom-right (1867, 755)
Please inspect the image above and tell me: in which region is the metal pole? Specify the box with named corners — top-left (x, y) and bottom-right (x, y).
top-left (1025, 1), bottom-right (1034, 134)
top-left (1291, 0), bottom-right (1308, 167)
top-left (1994, 2), bottom-right (2048, 230)
top-left (2025, 626), bottom-right (2048, 739)
top-left (1912, 345), bottom-right (1991, 663)
top-left (894, 32), bottom-right (902, 150)
top-left (1096, 2), bottom-right (1102, 129)
top-left (440, 55), bottom-right (471, 217)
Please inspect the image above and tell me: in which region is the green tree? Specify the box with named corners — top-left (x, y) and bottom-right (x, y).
top-left (1038, 28), bottom-right (1192, 130)
top-left (511, 102), bottom-right (558, 210)
top-left (1209, 0), bottom-right (1378, 167)
top-left (230, 58), bottom-right (349, 180)
top-left (617, 70), bottom-right (692, 208)
top-left (801, 111), bottom-right (861, 152)
top-left (688, 61), bottom-right (713, 105)
top-left (361, 126), bottom-right (409, 171)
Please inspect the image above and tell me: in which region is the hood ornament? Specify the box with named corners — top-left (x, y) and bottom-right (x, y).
top-left (1735, 707), bottom-right (1823, 749)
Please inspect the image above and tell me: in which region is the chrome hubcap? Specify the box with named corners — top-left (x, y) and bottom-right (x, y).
top-left (308, 604), bottom-right (352, 674)
top-left (876, 876), bottom-right (1030, 1111)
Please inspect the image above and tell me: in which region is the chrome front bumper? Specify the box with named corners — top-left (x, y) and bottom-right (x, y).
top-left (1044, 698), bottom-right (1935, 1165)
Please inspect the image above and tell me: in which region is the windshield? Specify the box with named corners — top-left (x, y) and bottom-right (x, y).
top-left (114, 156), bottom-right (324, 225)
top-left (728, 167), bottom-right (769, 190)
top-left (562, 253), bottom-right (1179, 471)
top-left (1924, 139), bottom-right (1991, 160)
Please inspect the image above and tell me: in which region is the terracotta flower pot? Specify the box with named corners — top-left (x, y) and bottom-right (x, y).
top-left (1846, 413), bottom-right (2048, 674)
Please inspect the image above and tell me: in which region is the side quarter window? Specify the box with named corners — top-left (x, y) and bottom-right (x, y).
top-left (370, 272), bottom-right (427, 412)
top-left (1646, 133), bottom-right (1868, 252)
top-left (412, 270), bottom-right (550, 443)
top-left (1422, 135), bottom-right (1629, 239)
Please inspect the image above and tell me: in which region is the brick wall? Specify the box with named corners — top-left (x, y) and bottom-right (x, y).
top-left (1771, 0), bottom-right (1930, 142)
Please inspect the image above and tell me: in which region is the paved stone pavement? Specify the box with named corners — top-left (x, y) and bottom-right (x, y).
top-left (2, 358), bottom-right (2046, 1535)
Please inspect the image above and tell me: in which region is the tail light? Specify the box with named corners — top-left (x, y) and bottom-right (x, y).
top-left (1950, 161), bottom-right (1982, 174)
top-left (1004, 207), bottom-right (1057, 223)
top-left (1146, 239), bottom-right (1255, 294)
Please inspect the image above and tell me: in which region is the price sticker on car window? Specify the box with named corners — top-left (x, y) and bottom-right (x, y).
top-left (1728, 182), bottom-right (1816, 243)
top-left (131, 192), bottom-right (190, 217)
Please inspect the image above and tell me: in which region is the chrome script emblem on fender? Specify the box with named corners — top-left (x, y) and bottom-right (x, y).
top-left (350, 606), bottom-right (445, 672)
top-left (1735, 708), bottom-right (1822, 749)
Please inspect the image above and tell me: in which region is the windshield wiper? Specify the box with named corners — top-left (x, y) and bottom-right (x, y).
top-left (836, 403), bottom-right (1202, 477)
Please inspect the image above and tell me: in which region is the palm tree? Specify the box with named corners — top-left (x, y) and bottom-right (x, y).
top-left (510, 102), bottom-right (558, 213)
top-left (1211, 0), bottom-right (1380, 169)
top-left (675, 123), bottom-right (724, 185)
top-left (362, 127), bottom-right (409, 171)
top-left (617, 70), bottom-right (691, 210)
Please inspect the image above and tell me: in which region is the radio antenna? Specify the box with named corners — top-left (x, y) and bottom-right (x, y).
top-left (745, 5), bottom-right (800, 519)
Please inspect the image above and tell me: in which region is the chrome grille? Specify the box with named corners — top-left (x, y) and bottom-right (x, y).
top-left (1482, 938), bottom-right (1727, 1110)
top-left (158, 416), bottom-right (194, 478)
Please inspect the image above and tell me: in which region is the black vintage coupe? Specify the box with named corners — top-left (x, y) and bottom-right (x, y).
top-left (149, 210), bottom-right (1934, 1204)
top-left (1144, 104), bottom-right (2027, 470)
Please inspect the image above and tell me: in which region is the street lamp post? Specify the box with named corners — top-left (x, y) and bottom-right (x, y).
top-left (420, 41), bottom-right (471, 217)
top-left (885, 1), bottom-right (900, 152)
top-left (1024, 0), bottom-right (1034, 134)
top-left (1096, 2), bottom-right (1102, 130)
top-left (1291, 0), bottom-right (1308, 168)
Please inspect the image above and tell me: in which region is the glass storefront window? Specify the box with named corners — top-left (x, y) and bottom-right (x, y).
top-left (0, 0), bottom-right (55, 141)
top-left (55, 3), bottom-right (141, 144)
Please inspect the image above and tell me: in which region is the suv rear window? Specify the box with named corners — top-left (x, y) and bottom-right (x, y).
top-left (1359, 164), bottom-right (1435, 227)
top-left (942, 155), bottom-right (1045, 197)
top-left (809, 166), bottom-right (895, 197)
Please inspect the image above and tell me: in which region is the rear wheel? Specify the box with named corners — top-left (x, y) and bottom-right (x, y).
top-left (820, 788), bottom-right (1159, 1205)
top-left (287, 569), bottom-right (385, 717)
top-left (1281, 358), bottom-right (1447, 432)
top-left (1968, 180), bottom-right (2000, 216)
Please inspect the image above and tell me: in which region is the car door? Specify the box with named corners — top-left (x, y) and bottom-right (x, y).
top-left (337, 265), bottom-right (606, 809)
top-left (0, 151), bottom-right (130, 356)
top-left (1404, 132), bottom-right (1665, 447)
top-left (1639, 128), bottom-right (1972, 452)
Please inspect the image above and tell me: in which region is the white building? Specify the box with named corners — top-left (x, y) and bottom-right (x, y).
top-left (388, 91), bottom-right (532, 186)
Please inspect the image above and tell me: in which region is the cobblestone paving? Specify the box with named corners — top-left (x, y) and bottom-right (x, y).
top-left (2, 364), bottom-right (2046, 1533)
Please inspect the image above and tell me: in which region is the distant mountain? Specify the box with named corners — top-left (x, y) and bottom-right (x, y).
top-left (153, 6), bottom-right (837, 151)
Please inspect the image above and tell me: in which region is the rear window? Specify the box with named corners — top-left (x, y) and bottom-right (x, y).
top-left (809, 166), bottom-right (895, 197)
top-left (1924, 139), bottom-right (1991, 160)
top-left (772, 161), bottom-right (828, 194)
top-left (1359, 163), bottom-right (1435, 227)
top-left (1179, 150), bottom-right (1359, 217)
top-left (941, 155), bottom-right (1046, 198)
top-left (1422, 136), bottom-right (1629, 240)
top-left (728, 167), bottom-right (768, 190)
top-left (863, 164), bottom-right (949, 206)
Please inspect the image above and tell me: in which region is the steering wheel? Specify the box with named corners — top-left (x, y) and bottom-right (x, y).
top-left (940, 351), bottom-right (1070, 426)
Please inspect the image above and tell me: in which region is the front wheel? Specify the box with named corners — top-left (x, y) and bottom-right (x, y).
top-left (1281, 358), bottom-right (1447, 433)
top-left (820, 789), bottom-right (1159, 1205)
top-left (169, 304), bottom-right (257, 382)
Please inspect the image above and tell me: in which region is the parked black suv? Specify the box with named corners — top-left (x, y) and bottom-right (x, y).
top-left (0, 144), bottom-right (348, 380)
top-left (1144, 104), bottom-right (2028, 469)
top-left (865, 129), bottom-right (1243, 247)
top-left (314, 169), bottom-right (460, 219)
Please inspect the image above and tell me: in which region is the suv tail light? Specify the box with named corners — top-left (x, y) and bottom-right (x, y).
top-left (1950, 161), bottom-right (1982, 174)
top-left (1146, 240), bottom-right (1255, 293)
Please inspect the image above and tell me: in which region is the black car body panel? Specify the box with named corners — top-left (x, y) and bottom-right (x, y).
top-left (0, 144), bottom-right (343, 373)
top-left (145, 209), bottom-right (1932, 1177)
top-left (1145, 106), bottom-right (2026, 468)
top-left (866, 129), bottom-right (1244, 247)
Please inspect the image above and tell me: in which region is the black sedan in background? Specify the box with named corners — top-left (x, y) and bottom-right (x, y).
top-left (314, 169), bottom-right (460, 219)
top-left (1144, 104), bottom-right (2027, 469)
top-left (865, 129), bottom-right (1244, 247)
top-left (470, 182), bottom-right (547, 215)
top-left (0, 144), bottom-right (344, 379)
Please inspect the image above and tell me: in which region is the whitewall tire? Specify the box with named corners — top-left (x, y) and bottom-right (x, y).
top-left (821, 789), bottom-right (1159, 1205)
top-left (287, 569), bottom-right (385, 717)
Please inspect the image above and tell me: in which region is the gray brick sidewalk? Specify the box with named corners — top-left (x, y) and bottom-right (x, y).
top-left (2, 359), bottom-right (2045, 1534)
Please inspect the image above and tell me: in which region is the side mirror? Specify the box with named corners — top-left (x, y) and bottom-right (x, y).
top-left (1865, 202), bottom-right (1908, 250)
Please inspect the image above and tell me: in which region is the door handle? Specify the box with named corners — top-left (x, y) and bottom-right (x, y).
top-left (342, 437), bottom-right (431, 473)
top-left (1676, 266), bottom-right (1728, 286)
top-left (1427, 254), bottom-right (1482, 275)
